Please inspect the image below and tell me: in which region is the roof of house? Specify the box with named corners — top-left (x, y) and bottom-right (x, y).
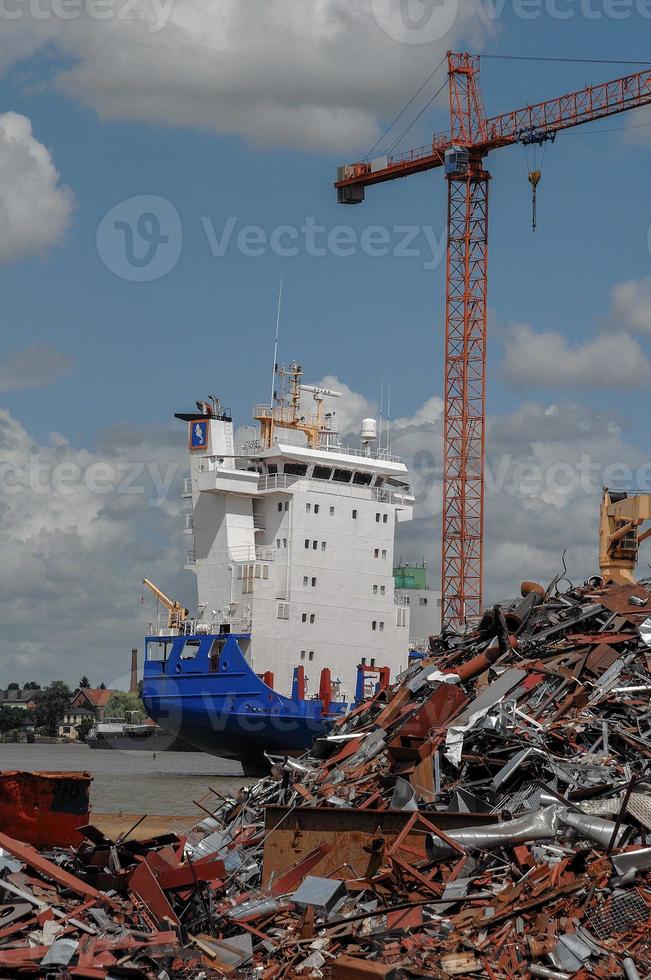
top-left (0, 689), bottom-right (33, 703)
top-left (64, 706), bottom-right (95, 717)
top-left (72, 688), bottom-right (114, 708)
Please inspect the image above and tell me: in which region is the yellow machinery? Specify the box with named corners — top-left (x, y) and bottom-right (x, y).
top-left (599, 489), bottom-right (651, 584)
top-left (142, 578), bottom-right (189, 633)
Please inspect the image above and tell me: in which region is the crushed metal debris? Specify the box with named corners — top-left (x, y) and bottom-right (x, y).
top-left (4, 578), bottom-right (651, 977)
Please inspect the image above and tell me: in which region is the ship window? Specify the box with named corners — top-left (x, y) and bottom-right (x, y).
top-left (302, 613), bottom-right (307, 623)
top-left (375, 477), bottom-right (384, 487)
top-left (333, 468), bottom-right (352, 483)
top-left (379, 621), bottom-right (385, 631)
top-left (283, 538), bottom-right (287, 548)
top-left (181, 640), bottom-right (201, 660)
top-left (382, 549), bottom-right (387, 559)
top-left (313, 540), bottom-right (318, 549)
top-left (352, 509), bottom-right (358, 520)
top-left (383, 514), bottom-right (388, 524)
top-left (353, 471), bottom-right (372, 486)
top-left (314, 504), bottom-right (319, 514)
top-left (146, 641), bottom-right (169, 662)
top-left (263, 565), bottom-right (269, 579)
top-left (276, 538), bottom-right (281, 548)
top-left (305, 539), bottom-right (309, 549)
top-left (278, 502), bottom-right (283, 511)
top-left (420, 597), bottom-right (428, 605)
top-left (306, 503), bottom-right (311, 513)
top-left (300, 650), bottom-right (306, 660)
top-left (303, 575), bottom-right (309, 586)
top-left (375, 513), bottom-right (380, 522)
top-left (284, 462), bottom-right (308, 476)
top-left (310, 613), bottom-right (315, 623)
top-left (329, 506), bottom-right (335, 516)
top-left (268, 464), bottom-right (277, 475)
top-left (397, 609), bottom-right (407, 627)
top-left (277, 603), bottom-right (289, 620)
top-left (285, 501), bottom-right (289, 511)
top-left (380, 585), bottom-right (386, 596)
top-left (255, 564), bottom-right (261, 578)
top-left (373, 584), bottom-right (378, 595)
top-left (313, 465), bottom-right (332, 481)
top-left (309, 651), bottom-right (314, 661)
top-left (311, 577), bottom-right (317, 587)
top-left (374, 549), bottom-right (379, 558)
top-left (372, 620), bottom-right (377, 631)
top-left (321, 541), bottom-right (326, 551)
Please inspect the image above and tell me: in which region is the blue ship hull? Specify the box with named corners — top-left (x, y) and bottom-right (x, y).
top-left (142, 632), bottom-right (349, 768)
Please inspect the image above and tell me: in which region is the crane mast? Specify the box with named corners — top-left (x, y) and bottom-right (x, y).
top-left (335, 52), bottom-right (651, 629)
top-left (142, 578), bottom-right (189, 633)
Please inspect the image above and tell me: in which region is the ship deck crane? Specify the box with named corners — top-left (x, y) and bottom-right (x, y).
top-left (600, 489), bottom-right (651, 585)
top-left (142, 578), bottom-right (189, 633)
top-left (335, 52), bottom-right (651, 629)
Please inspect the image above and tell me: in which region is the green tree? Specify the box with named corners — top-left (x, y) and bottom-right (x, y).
top-left (76, 716), bottom-right (94, 741)
top-left (0, 704), bottom-right (26, 733)
top-left (98, 682), bottom-right (106, 690)
top-left (23, 681), bottom-right (40, 691)
top-left (6, 682), bottom-right (19, 691)
top-left (78, 676), bottom-right (90, 689)
top-left (105, 690), bottom-right (143, 722)
top-left (33, 681), bottom-right (72, 736)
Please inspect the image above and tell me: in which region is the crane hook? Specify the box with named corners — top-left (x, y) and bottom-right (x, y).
top-left (528, 170), bottom-right (541, 233)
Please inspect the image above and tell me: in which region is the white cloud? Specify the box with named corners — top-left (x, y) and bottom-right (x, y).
top-left (0, 112), bottom-right (74, 262)
top-left (609, 276), bottom-right (651, 335)
top-left (502, 322), bottom-right (651, 389)
top-left (0, 343), bottom-right (75, 393)
top-left (0, 410), bottom-right (189, 686)
top-left (0, 1), bottom-right (489, 152)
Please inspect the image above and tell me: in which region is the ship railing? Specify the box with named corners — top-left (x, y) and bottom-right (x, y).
top-left (257, 473), bottom-right (413, 503)
top-left (186, 550), bottom-right (196, 565)
top-left (318, 444), bottom-right (402, 463)
top-left (182, 477), bottom-right (193, 497)
top-left (394, 592), bottom-right (410, 606)
top-left (228, 546), bottom-right (276, 562)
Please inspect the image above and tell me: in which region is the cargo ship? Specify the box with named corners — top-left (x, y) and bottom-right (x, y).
top-left (141, 363), bottom-right (415, 770)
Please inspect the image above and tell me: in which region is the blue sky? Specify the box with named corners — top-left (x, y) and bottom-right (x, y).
top-left (2, 0), bottom-right (651, 683)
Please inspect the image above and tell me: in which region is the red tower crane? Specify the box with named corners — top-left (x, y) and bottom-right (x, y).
top-left (335, 52), bottom-right (651, 630)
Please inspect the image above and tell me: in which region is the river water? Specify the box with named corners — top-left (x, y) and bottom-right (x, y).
top-left (0, 743), bottom-right (249, 814)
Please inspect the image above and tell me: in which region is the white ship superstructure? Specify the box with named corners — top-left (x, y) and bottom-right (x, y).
top-left (181, 364), bottom-right (415, 700)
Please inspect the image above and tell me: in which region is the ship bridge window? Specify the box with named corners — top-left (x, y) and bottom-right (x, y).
top-left (146, 640), bottom-right (169, 662)
top-left (180, 640), bottom-right (201, 660)
top-left (333, 468), bottom-right (352, 483)
top-left (313, 465), bottom-right (332, 481)
top-left (353, 471), bottom-right (372, 486)
top-left (268, 464), bottom-right (277, 475)
top-left (284, 462), bottom-right (308, 476)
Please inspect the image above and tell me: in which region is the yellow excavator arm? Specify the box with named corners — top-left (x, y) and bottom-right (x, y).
top-left (142, 578), bottom-right (189, 632)
top-left (599, 489), bottom-right (651, 584)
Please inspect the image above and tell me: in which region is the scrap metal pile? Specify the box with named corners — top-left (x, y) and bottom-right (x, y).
top-left (3, 578), bottom-right (651, 978)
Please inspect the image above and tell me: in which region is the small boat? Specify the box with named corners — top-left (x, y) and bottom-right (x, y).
top-left (85, 719), bottom-right (191, 751)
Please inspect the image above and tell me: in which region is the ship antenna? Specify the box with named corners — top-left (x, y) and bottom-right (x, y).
top-left (378, 378), bottom-right (384, 451)
top-left (269, 274), bottom-right (283, 445)
top-left (386, 383), bottom-right (391, 456)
